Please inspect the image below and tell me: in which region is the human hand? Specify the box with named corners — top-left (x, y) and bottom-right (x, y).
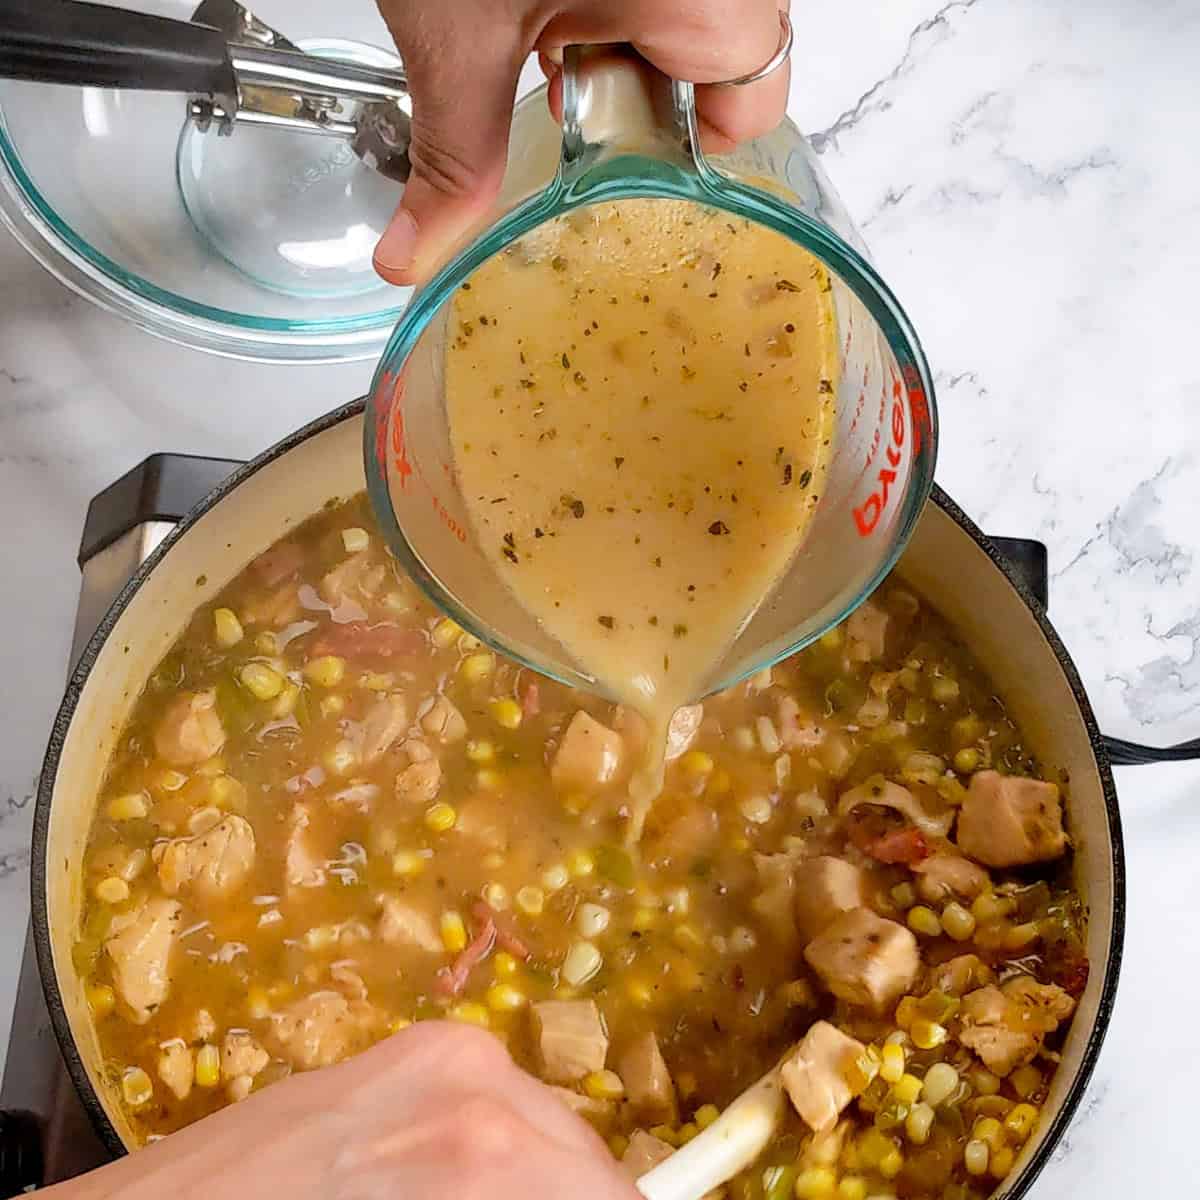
top-left (372, 0), bottom-right (791, 284)
top-left (50, 1024), bottom-right (640, 1200)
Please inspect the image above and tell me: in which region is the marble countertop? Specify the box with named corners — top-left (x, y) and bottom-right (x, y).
top-left (2, 0), bottom-right (1197, 1189)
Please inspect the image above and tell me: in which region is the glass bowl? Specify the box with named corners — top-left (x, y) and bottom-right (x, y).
top-left (0, 0), bottom-right (410, 362)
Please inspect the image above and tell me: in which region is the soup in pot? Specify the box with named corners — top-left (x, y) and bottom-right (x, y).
top-left (77, 495), bottom-right (1087, 1200)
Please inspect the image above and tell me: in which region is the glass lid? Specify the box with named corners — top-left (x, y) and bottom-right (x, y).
top-left (0, 0), bottom-right (413, 362)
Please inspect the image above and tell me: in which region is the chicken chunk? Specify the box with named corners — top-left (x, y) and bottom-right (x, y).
top-left (377, 895), bottom-right (443, 953)
top-left (618, 1032), bottom-right (677, 1124)
top-left (793, 856), bottom-right (868, 943)
top-left (838, 776), bottom-right (953, 838)
top-left (804, 908), bottom-right (920, 1013)
top-left (154, 691), bottom-right (225, 767)
top-left (359, 694), bottom-right (409, 764)
top-left (551, 712), bottom-right (624, 791)
top-left (531, 999), bottom-right (609, 1084)
top-left (846, 600), bottom-right (889, 662)
top-left (955, 771), bottom-right (1067, 868)
top-left (913, 854), bottom-right (990, 904)
top-left (928, 953), bottom-right (994, 996)
top-left (420, 695), bottom-right (467, 744)
top-left (781, 1021), bottom-right (868, 1134)
top-left (221, 1030), bottom-right (269, 1081)
top-left (777, 695), bottom-right (825, 750)
top-left (156, 1039), bottom-right (193, 1101)
top-left (394, 757), bottom-right (442, 806)
top-left (155, 814), bottom-right (256, 902)
top-left (622, 1130), bottom-right (674, 1178)
top-left (957, 985), bottom-right (1039, 1077)
top-left (1003, 976), bottom-right (1077, 1027)
top-left (268, 990), bottom-right (369, 1070)
top-left (284, 802), bottom-right (326, 889)
top-left (104, 897), bottom-right (182, 1024)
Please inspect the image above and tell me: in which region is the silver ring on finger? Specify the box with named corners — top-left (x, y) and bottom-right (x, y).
top-left (713, 10), bottom-right (793, 87)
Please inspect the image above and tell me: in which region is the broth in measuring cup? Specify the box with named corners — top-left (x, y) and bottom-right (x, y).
top-left (447, 199), bottom-right (838, 834)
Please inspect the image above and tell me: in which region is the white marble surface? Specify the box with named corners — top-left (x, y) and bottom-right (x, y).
top-left (1, 0), bottom-right (1198, 1189)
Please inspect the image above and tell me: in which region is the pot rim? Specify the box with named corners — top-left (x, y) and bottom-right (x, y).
top-left (32, 399), bottom-right (1125, 1187)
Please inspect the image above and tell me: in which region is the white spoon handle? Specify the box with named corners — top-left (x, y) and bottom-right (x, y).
top-left (635, 1069), bottom-right (784, 1200)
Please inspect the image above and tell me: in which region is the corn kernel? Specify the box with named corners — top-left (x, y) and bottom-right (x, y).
top-left (440, 910), bottom-right (468, 953)
top-left (387, 1016), bottom-right (412, 1034)
top-left (482, 882), bottom-right (509, 910)
top-left (890, 882), bottom-right (916, 910)
top-left (708, 768), bottom-right (732, 795)
top-left (459, 652), bottom-right (495, 683)
top-left (1004, 1103), bottom-right (1040, 1142)
top-left (695, 1103), bottom-right (720, 1130)
top-left (1004, 922), bottom-right (1041, 951)
top-left (87, 982), bottom-right (116, 1018)
top-left (907, 905), bottom-right (942, 938)
top-left (153, 767), bottom-right (188, 792)
top-left (246, 985), bottom-right (271, 1020)
top-left (466, 739), bottom-right (496, 764)
top-left (486, 983), bottom-right (527, 1012)
top-left (953, 747), bottom-right (981, 773)
top-left (561, 941), bottom-right (602, 986)
top-left (837, 1178), bottom-right (867, 1200)
top-left (910, 1018), bottom-right (948, 1051)
top-left (969, 1067), bottom-right (1002, 1096)
top-left (342, 527), bottom-right (369, 553)
top-left (516, 886), bottom-right (545, 917)
top-left (490, 697), bottom-right (523, 730)
top-left (820, 627), bottom-right (844, 651)
top-left (213, 607), bottom-right (244, 648)
top-left (680, 750), bottom-right (714, 775)
top-left (921, 1062), bottom-right (959, 1106)
top-left (608, 1134), bottom-right (629, 1159)
top-left (672, 923), bottom-right (705, 952)
top-left (121, 1066), bottom-right (153, 1109)
top-left (632, 907), bottom-right (657, 932)
top-left (577, 903), bottom-right (610, 938)
top-left (941, 902), bottom-right (976, 942)
top-left (892, 1073), bottom-right (922, 1106)
top-left (95, 876), bottom-right (129, 905)
top-left (392, 849), bottom-right (426, 877)
top-left (972, 891), bottom-right (1014, 923)
top-left (739, 794), bottom-right (774, 824)
top-left (894, 996), bottom-right (918, 1029)
top-left (425, 802), bottom-right (457, 833)
top-left (974, 1117), bottom-right (1004, 1152)
top-left (676, 1122), bottom-right (698, 1144)
top-left (542, 863), bottom-right (569, 891)
top-left (476, 768), bottom-right (503, 791)
top-left (880, 1042), bottom-right (905, 1084)
top-left (304, 655), bottom-right (345, 688)
top-left (432, 617), bottom-right (463, 649)
top-left (1010, 1065), bottom-right (1043, 1100)
top-left (795, 1166), bottom-right (837, 1199)
top-left (989, 1146), bottom-right (1015, 1179)
top-left (964, 1139), bottom-right (989, 1176)
top-left (626, 978), bottom-right (655, 1007)
top-left (361, 671), bottom-right (394, 691)
top-left (856, 1128), bottom-right (894, 1170)
top-left (878, 1147), bottom-right (904, 1179)
top-left (906, 1102), bottom-right (934, 1145)
top-left (449, 1002), bottom-right (490, 1027)
top-left (487, 953), bottom-right (517, 982)
top-left (240, 662), bottom-right (284, 700)
top-left (583, 1070), bottom-right (625, 1101)
top-left (649, 1125), bottom-right (679, 1148)
top-left (561, 791), bottom-right (588, 816)
top-left (930, 676), bottom-right (960, 705)
top-left (106, 792), bottom-right (148, 822)
top-left (567, 849), bottom-right (595, 878)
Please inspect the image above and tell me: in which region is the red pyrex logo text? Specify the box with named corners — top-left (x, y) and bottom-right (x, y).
top-left (854, 373), bottom-right (910, 537)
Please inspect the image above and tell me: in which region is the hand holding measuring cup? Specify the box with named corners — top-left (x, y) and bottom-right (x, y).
top-left (372, 0), bottom-right (794, 282)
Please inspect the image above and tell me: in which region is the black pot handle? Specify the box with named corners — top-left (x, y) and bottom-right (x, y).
top-left (0, 1110), bottom-right (42, 1196)
top-left (991, 537), bottom-right (1200, 767)
top-left (0, 0), bottom-right (235, 96)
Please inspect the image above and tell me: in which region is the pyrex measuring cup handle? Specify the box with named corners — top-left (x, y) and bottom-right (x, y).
top-left (0, 0), bottom-right (236, 99)
top-left (558, 43), bottom-right (712, 185)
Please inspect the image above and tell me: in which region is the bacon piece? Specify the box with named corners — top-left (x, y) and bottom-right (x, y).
top-left (473, 900), bottom-right (531, 961)
top-left (436, 913), bottom-right (496, 998)
top-left (309, 622), bottom-right (426, 661)
top-left (846, 810), bottom-right (930, 866)
top-left (253, 541), bottom-right (304, 587)
top-left (520, 678), bottom-right (541, 719)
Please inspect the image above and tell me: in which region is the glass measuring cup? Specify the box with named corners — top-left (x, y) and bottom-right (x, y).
top-left (365, 46), bottom-right (937, 700)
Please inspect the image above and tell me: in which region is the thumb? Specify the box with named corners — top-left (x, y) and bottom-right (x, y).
top-left (374, 18), bottom-right (526, 286)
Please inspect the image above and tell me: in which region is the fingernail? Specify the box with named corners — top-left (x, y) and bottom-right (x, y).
top-left (374, 209), bottom-right (419, 279)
